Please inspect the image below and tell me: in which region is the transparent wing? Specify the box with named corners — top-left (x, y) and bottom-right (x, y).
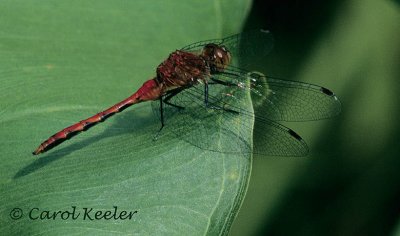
top-left (212, 66), bottom-right (341, 121)
top-left (181, 30), bottom-right (340, 121)
top-left (150, 30), bottom-right (339, 156)
top-left (151, 82), bottom-right (309, 156)
top-left (181, 29), bottom-right (274, 67)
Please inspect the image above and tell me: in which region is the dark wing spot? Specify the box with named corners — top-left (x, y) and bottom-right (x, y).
top-left (288, 129), bottom-right (303, 141)
top-left (320, 87), bottom-right (334, 96)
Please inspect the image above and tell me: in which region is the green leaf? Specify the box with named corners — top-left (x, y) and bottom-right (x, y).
top-left (0, 0), bottom-right (253, 235)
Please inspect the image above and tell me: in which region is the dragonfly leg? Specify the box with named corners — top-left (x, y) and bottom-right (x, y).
top-left (153, 98), bottom-right (164, 141)
top-left (159, 97), bottom-right (165, 129)
top-left (204, 81), bottom-right (209, 106)
top-left (204, 81), bottom-right (239, 114)
top-left (210, 77), bottom-right (237, 86)
top-left (153, 88), bottom-right (186, 141)
top-left (206, 104), bottom-right (239, 114)
top-left (163, 88), bottom-right (185, 109)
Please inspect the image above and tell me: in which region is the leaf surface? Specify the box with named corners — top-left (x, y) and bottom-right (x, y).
top-left (0, 1), bottom-right (253, 235)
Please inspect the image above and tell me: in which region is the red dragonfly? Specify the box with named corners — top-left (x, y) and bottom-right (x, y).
top-left (33, 30), bottom-right (341, 156)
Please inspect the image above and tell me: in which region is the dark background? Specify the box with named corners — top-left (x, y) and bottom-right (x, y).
top-left (231, 0), bottom-right (400, 235)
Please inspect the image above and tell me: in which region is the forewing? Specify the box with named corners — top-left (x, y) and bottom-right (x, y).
top-left (181, 29), bottom-right (274, 67)
top-left (213, 66), bottom-right (341, 121)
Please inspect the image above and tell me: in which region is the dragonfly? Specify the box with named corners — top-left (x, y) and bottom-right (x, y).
top-left (33, 29), bottom-right (341, 156)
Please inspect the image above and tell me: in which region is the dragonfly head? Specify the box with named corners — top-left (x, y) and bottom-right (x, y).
top-left (201, 44), bottom-right (231, 73)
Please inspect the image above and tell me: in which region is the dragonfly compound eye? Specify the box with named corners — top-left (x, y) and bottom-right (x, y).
top-left (202, 44), bottom-right (231, 72)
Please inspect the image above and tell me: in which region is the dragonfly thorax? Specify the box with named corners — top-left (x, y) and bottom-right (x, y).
top-left (156, 50), bottom-right (208, 88)
top-left (201, 43), bottom-right (231, 73)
